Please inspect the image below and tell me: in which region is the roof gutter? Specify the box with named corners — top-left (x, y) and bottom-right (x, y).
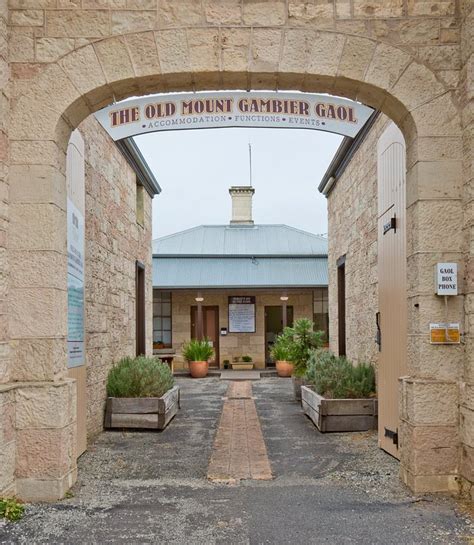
top-left (318, 110), bottom-right (381, 197)
top-left (115, 137), bottom-right (161, 197)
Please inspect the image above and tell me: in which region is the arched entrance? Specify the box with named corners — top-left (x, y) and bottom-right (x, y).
top-left (5, 19), bottom-right (469, 500)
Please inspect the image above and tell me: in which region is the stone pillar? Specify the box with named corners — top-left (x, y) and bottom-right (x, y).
top-left (399, 111), bottom-right (465, 493)
top-left (8, 137), bottom-right (78, 500)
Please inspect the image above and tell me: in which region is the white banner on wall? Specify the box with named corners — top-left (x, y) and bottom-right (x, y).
top-left (95, 92), bottom-right (374, 141)
top-left (228, 296), bottom-right (256, 333)
top-left (67, 197), bottom-right (85, 367)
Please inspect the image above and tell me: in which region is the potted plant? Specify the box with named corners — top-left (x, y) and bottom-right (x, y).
top-left (270, 337), bottom-right (293, 377)
top-left (281, 318), bottom-right (325, 401)
top-left (182, 338), bottom-right (214, 378)
top-left (223, 359), bottom-right (230, 369)
top-left (104, 356), bottom-right (179, 430)
top-left (301, 349), bottom-right (377, 432)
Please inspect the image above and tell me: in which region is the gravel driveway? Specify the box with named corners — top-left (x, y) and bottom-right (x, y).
top-left (0, 377), bottom-right (472, 544)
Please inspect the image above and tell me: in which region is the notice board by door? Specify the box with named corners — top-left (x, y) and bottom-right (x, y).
top-left (377, 122), bottom-right (407, 459)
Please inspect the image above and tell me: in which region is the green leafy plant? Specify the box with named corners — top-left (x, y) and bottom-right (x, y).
top-left (279, 318), bottom-right (325, 377)
top-left (0, 498), bottom-right (24, 522)
top-left (106, 356), bottom-right (174, 398)
top-left (305, 349), bottom-right (376, 399)
top-left (270, 336), bottom-right (291, 361)
top-left (242, 355), bottom-right (253, 362)
top-left (182, 338), bottom-right (214, 362)
top-left (223, 359), bottom-right (230, 369)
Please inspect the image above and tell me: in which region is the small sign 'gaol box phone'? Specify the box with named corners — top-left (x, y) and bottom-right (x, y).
top-left (434, 263), bottom-right (457, 296)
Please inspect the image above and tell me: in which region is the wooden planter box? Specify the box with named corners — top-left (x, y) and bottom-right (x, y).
top-left (231, 362), bottom-right (254, 370)
top-left (301, 385), bottom-right (377, 432)
top-left (104, 385), bottom-right (180, 430)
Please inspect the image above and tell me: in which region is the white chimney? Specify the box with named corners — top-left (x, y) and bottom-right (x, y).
top-left (229, 186), bottom-right (255, 225)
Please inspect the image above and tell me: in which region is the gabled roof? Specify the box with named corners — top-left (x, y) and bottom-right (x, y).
top-left (152, 224), bottom-right (328, 257)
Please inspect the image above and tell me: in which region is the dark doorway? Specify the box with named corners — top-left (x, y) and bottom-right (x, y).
top-left (337, 255), bottom-right (346, 357)
top-left (264, 305), bottom-right (294, 366)
top-left (191, 306), bottom-right (220, 367)
top-left (135, 261), bottom-right (146, 356)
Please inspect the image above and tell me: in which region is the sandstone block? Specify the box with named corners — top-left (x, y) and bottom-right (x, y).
top-left (157, 0), bottom-right (204, 28)
top-left (59, 44), bottom-right (107, 97)
top-left (0, 399), bottom-right (15, 444)
top-left (125, 31), bottom-right (161, 78)
top-left (111, 10), bottom-right (156, 35)
top-left (36, 37), bottom-right (76, 63)
top-left (460, 382), bottom-right (474, 412)
top-left (204, 0), bottom-right (242, 24)
top-left (407, 0), bottom-right (455, 16)
top-left (244, 0), bottom-right (286, 26)
top-left (354, 0), bottom-right (403, 17)
top-left (10, 9), bottom-right (44, 26)
top-left (337, 35), bottom-right (376, 81)
top-left (460, 406), bottom-right (474, 448)
top-left (250, 28), bottom-right (283, 72)
top-left (0, 440), bottom-right (15, 493)
top-left (409, 93), bottom-right (461, 137)
top-left (221, 28), bottom-right (250, 73)
top-left (280, 29), bottom-right (315, 73)
top-left (46, 10), bottom-right (110, 38)
top-left (306, 31), bottom-right (345, 77)
top-left (9, 29), bottom-right (34, 62)
top-left (10, 164), bottom-right (67, 210)
top-left (16, 468), bottom-right (77, 502)
top-left (16, 381), bottom-right (75, 430)
top-left (400, 465), bottom-right (458, 493)
top-left (400, 377), bottom-right (458, 425)
top-left (364, 42), bottom-right (411, 92)
top-left (187, 28), bottom-right (220, 73)
top-left (10, 337), bottom-right (67, 382)
top-left (94, 36), bottom-right (135, 83)
top-left (391, 62), bottom-right (446, 111)
top-left (460, 444), bottom-right (474, 482)
top-left (16, 424), bottom-right (76, 480)
top-left (288, 0), bottom-right (334, 26)
top-left (155, 29), bottom-right (190, 74)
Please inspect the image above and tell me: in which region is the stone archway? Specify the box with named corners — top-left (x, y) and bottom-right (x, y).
top-left (5, 17), bottom-right (468, 499)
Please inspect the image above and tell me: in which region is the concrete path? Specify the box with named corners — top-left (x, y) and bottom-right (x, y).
top-left (0, 378), bottom-right (472, 545)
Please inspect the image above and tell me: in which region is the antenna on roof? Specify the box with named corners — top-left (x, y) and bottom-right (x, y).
top-left (248, 142), bottom-right (252, 187)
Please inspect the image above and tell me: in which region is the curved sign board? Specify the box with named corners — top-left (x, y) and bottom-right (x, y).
top-left (95, 92), bottom-right (374, 141)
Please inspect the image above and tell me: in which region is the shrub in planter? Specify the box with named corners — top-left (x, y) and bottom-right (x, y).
top-left (105, 356), bottom-right (179, 430)
top-left (223, 359), bottom-right (230, 369)
top-left (242, 355), bottom-right (252, 362)
top-left (107, 356), bottom-right (174, 398)
top-left (182, 338), bottom-right (214, 378)
top-left (302, 349), bottom-right (377, 432)
top-left (305, 349), bottom-right (375, 399)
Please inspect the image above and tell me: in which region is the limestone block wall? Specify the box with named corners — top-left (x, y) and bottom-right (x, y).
top-left (80, 116), bottom-right (153, 440)
top-left (459, 0), bottom-right (474, 496)
top-left (169, 289), bottom-right (314, 370)
top-left (327, 114), bottom-right (389, 366)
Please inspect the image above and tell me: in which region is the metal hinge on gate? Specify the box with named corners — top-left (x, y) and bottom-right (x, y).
top-left (383, 214), bottom-right (397, 235)
top-left (384, 427), bottom-right (399, 447)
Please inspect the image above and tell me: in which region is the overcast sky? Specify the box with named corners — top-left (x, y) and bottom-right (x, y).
top-left (135, 127), bottom-right (342, 240)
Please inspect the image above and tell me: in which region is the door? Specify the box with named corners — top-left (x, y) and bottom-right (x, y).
top-left (191, 306), bottom-right (220, 367)
top-left (264, 306), bottom-right (294, 365)
top-left (377, 122), bottom-right (407, 459)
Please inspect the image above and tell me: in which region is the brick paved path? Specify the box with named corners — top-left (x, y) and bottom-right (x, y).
top-left (207, 381), bottom-right (272, 482)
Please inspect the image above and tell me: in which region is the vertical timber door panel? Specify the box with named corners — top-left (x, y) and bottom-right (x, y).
top-left (191, 306), bottom-right (220, 367)
top-left (377, 122), bottom-right (407, 459)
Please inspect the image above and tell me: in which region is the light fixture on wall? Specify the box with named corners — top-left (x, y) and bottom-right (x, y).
top-left (195, 294), bottom-right (204, 302)
top-left (280, 295), bottom-right (289, 301)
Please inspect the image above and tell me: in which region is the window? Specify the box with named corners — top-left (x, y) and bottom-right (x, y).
top-left (153, 290), bottom-right (172, 349)
top-left (313, 288), bottom-right (329, 343)
top-left (136, 181), bottom-right (145, 227)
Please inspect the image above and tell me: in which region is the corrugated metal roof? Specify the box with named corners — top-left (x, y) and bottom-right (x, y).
top-left (152, 224), bottom-right (328, 257)
top-left (153, 257), bottom-right (328, 288)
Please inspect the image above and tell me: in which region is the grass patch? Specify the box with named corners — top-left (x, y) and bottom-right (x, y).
top-left (0, 498), bottom-right (24, 522)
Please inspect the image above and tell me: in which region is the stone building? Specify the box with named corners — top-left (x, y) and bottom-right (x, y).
top-left (0, 0), bottom-right (472, 500)
top-left (152, 186), bottom-right (329, 370)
